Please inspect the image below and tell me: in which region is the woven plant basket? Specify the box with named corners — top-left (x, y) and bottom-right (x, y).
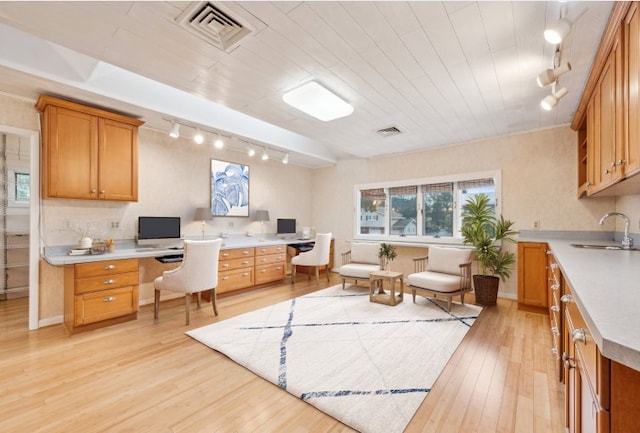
top-left (473, 275), bottom-right (500, 306)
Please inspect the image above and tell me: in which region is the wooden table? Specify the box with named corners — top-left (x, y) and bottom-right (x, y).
top-left (369, 270), bottom-right (404, 306)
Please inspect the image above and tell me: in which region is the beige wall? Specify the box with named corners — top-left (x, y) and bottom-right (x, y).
top-left (1, 92), bottom-right (639, 319)
top-left (311, 125), bottom-right (623, 298)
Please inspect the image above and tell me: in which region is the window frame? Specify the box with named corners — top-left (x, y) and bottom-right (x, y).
top-left (353, 170), bottom-right (502, 245)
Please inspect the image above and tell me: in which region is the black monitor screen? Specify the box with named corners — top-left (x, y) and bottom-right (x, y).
top-left (277, 218), bottom-right (296, 234)
top-left (138, 216), bottom-right (181, 240)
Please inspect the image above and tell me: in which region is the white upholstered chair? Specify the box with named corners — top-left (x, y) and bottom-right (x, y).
top-left (153, 238), bottom-right (222, 325)
top-left (406, 246), bottom-right (472, 311)
top-left (291, 233), bottom-right (332, 284)
top-left (338, 242), bottom-right (383, 289)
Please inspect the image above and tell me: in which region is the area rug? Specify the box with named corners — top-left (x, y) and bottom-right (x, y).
top-left (186, 285), bottom-right (482, 433)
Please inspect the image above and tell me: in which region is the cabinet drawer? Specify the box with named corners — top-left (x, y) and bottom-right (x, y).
top-left (219, 248), bottom-right (254, 260)
top-left (218, 268), bottom-right (254, 293)
top-left (255, 245), bottom-right (285, 256)
top-left (75, 259), bottom-right (138, 278)
top-left (255, 263), bottom-right (285, 285)
top-left (219, 257), bottom-right (254, 271)
top-left (75, 271), bottom-right (139, 295)
top-left (74, 286), bottom-right (138, 326)
top-left (255, 254), bottom-right (285, 265)
top-left (566, 297), bottom-right (610, 409)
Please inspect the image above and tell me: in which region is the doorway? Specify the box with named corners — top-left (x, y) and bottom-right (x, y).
top-left (0, 126), bottom-right (39, 330)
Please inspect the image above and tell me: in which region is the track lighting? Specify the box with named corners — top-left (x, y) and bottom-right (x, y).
top-left (214, 135), bottom-right (224, 149)
top-left (282, 153), bottom-right (289, 164)
top-left (261, 148), bottom-right (269, 161)
top-left (247, 145), bottom-right (256, 157)
top-left (193, 129), bottom-right (204, 144)
top-left (544, 18), bottom-right (571, 45)
top-left (541, 87), bottom-right (568, 111)
top-left (537, 63), bottom-right (571, 87)
top-left (169, 121), bottom-right (180, 138)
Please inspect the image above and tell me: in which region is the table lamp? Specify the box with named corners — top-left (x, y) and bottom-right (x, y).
top-left (254, 209), bottom-right (270, 241)
top-left (194, 207), bottom-right (213, 238)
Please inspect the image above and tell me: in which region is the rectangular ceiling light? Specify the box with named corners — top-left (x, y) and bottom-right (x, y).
top-left (282, 81), bottom-right (353, 121)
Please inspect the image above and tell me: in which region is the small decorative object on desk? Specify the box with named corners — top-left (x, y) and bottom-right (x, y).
top-left (378, 243), bottom-right (397, 271)
top-left (106, 239), bottom-right (115, 253)
top-left (90, 240), bottom-right (107, 255)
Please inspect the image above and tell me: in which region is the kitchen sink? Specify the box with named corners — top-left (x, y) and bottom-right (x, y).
top-left (570, 243), bottom-right (639, 251)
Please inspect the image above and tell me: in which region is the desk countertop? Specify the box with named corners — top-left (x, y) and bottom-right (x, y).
top-left (43, 236), bottom-right (315, 266)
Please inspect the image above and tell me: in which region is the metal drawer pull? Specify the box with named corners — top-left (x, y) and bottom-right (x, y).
top-left (243, 251), bottom-right (249, 255)
top-left (560, 294), bottom-right (573, 303)
top-left (222, 276), bottom-right (229, 280)
top-left (104, 279), bottom-right (116, 284)
top-left (551, 305), bottom-right (560, 312)
top-left (551, 326), bottom-right (559, 335)
top-left (551, 263), bottom-right (558, 270)
top-left (223, 264), bottom-right (229, 268)
top-left (261, 269), bottom-right (266, 273)
top-left (242, 273), bottom-right (249, 276)
top-left (104, 296), bottom-right (116, 302)
top-left (571, 328), bottom-right (587, 344)
top-left (563, 352), bottom-right (575, 369)
top-left (242, 261), bottom-right (249, 264)
top-left (104, 264), bottom-right (116, 270)
top-left (551, 284), bottom-right (560, 291)
top-left (551, 348), bottom-right (560, 359)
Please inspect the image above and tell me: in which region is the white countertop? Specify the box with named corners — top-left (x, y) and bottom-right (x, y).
top-left (543, 239), bottom-right (640, 371)
top-left (43, 236), bottom-right (314, 266)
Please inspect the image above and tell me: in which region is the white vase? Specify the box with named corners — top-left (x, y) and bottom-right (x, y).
top-left (79, 237), bottom-right (92, 249)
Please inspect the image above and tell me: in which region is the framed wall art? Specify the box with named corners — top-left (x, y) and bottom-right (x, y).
top-left (210, 159), bottom-right (249, 217)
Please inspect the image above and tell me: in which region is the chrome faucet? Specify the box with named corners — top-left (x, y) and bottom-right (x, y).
top-left (599, 212), bottom-right (633, 249)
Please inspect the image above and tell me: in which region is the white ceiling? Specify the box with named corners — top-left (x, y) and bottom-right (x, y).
top-left (0, 1), bottom-right (614, 168)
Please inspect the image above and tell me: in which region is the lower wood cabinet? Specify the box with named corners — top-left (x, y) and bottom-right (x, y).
top-left (217, 245), bottom-right (286, 294)
top-left (64, 258), bottom-right (139, 334)
top-left (517, 242), bottom-right (549, 310)
top-left (254, 245), bottom-right (286, 285)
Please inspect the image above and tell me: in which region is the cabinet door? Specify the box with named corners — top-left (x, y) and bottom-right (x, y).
top-left (593, 27), bottom-right (624, 193)
top-left (517, 242), bottom-right (548, 308)
top-left (98, 118), bottom-right (138, 201)
top-left (44, 106), bottom-right (98, 199)
top-left (586, 98), bottom-right (597, 193)
top-left (624, 3), bottom-right (640, 177)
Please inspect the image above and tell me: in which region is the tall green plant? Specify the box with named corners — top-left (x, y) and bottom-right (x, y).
top-left (461, 194), bottom-right (518, 281)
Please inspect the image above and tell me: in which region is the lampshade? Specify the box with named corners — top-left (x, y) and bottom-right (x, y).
top-left (544, 18), bottom-right (571, 45)
top-left (194, 207), bottom-right (213, 221)
top-left (282, 81), bottom-right (354, 121)
top-left (541, 87), bottom-right (568, 111)
top-left (536, 63), bottom-right (571, 87)
top-left (255, 210), bottom-right (270, 222)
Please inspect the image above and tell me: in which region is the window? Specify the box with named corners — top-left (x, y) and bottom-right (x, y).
top-left (389, 186), bottom-right (417, 236)
top-left (358, 188), bottom-right (386, 235)
top-left (354, 171), bottom-right (499, 243)
top-left (15, 172), bottom-right (30, 201)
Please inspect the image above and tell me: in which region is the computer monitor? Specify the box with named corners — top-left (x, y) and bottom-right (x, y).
top-left (277, 218), bottom-right (296, 236)
top-left (137, 216), bottom-right (181, 247)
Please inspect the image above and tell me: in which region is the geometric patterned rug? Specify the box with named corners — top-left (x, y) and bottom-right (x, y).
top-left (187, 284), bottom-right (482, 433)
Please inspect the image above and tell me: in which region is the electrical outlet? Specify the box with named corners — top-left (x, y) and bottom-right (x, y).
top-left (533, 220), bottom-right (540, 229)
top-left (228, 221), bottom-right (234, 228)
top-left (110, 221), bottom-right (120, 229)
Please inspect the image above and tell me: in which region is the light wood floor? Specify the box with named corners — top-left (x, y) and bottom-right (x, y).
top-left (0, 274), bottom-right (564, 432)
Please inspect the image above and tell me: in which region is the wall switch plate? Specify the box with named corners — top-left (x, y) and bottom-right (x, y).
top-left (533, 220), bottom-right (540, 229)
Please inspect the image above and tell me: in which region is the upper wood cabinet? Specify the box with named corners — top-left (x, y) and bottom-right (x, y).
top-left (36, 95), bottom-right (144, 201)
top-left (575, 2), bottom-right (640, 197)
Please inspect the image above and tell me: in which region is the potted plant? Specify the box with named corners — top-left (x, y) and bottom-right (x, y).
top-left (378, 243), bottom-right (397, 271)
top-left (461, 193), bottom-right (518, 305)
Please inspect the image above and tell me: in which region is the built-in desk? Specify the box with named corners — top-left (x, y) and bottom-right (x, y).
top-left (43, 236), bottom-right (327, 332)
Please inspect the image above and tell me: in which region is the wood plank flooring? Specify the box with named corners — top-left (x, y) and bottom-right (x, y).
top-left (0, 274), bottom-right (564, 432)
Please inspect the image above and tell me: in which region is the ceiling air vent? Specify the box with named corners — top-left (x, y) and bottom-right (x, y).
top-left (376, 126), bottom-right (403, 137)
top-left (176, 2), bottom-right (252, 52)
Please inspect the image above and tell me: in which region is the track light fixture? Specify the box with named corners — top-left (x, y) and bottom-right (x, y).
top-left (541, 87), bottom-right (568, 111)
top-left (537, 63), bottom-right (571, 87)
top-left (169, 121), bottom-right (180, 138)
top-left (261, 148), bottom-right (269, 161)
top-left (282, 153), bottom-right (289, 164)
top-left (214, 135), bottom-right (224, 149)
top-left (194, 128), bottom-right (204, 144)
top-left (247, 145), bottom-right (256, 157)
top-left (544, 18), bottom-right (571, 45)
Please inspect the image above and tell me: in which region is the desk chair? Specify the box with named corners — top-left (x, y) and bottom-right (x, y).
top-left (291, 233), bottom-right (332, 285)
top-left (153, 238), bottom-right (222, 325)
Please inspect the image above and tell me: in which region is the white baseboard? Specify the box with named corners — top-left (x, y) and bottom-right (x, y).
top-left (39, 315), bottom-right (63, 328)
